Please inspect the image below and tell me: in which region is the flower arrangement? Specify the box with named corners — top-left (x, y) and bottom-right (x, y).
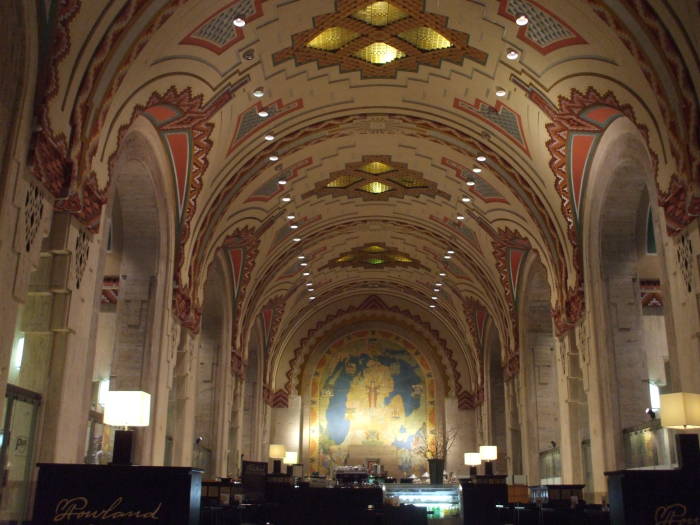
top-left (414, 426), bottom-right (458, 460)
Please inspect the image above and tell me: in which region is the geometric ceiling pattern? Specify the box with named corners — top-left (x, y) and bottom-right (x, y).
top-left (324, 242), bottom-right (422, 270)
top-left (304, 155), bottom-right (448, 201)
top-left (273, 0), bottom-right (488, 78)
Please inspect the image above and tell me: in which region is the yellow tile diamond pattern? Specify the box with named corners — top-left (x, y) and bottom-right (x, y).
top-left (307, 27), bottom-right (361, 51)
top-left (366, 257), bottom-right (385, 265)
top-left (326, 175), bottom-right (363, 188)
top-left (359, 161), bottom-right (394, 175)
top-left (364, 245), bottom-right (387, 253)
top-left (397, 27), bottom-right (453, 51)
top-left (352, 2), bottom-right (409, 26)
top-left (391, 176), bottom-right (427, 188)
top-left (359, 181), bottom-right (392, 194)
top-left (353, 42), bottom-right (406, 64)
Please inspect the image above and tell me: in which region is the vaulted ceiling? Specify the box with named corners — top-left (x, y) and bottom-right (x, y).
top-left (33, 0), bottom-right (699, 396)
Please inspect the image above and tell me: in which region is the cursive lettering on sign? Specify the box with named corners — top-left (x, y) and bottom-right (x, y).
top-left (53, 497), bottom-right (162, 521)
top-left (655, 504), bottom-right (700, 525)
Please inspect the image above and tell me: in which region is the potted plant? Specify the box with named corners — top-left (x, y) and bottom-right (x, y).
top-left (414, 426), bottom-right (458, 485)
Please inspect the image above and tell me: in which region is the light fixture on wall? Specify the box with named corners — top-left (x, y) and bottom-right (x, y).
top-left (660, 393), bottom-right (700, 429)
top-left (269, 444), bottom-right (286, 474)
top-left (464, 452), bottom-right (481, 477)
top-left (479, 445), bottom-right (498, 476)
top-left (103, 390), bottom-right (151, 465)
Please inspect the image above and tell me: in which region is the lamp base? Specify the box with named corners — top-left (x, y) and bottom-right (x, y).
top-left (112, 429), bottom-right (134, 466)
top-left (469, 466), bottom-right (478, 477)
top-left (484, 461), bottom-right (494, 476)
top-left (272, 459), bottom-right (282, 474)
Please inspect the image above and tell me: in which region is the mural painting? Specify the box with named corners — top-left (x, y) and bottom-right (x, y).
top-left (308, 330), bottom-right (436, 477)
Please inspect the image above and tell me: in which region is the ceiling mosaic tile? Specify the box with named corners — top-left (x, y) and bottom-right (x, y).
top-left (272, 0), bottom-right (488, 78)
top-left (324, 242), bottom-right (423, 270)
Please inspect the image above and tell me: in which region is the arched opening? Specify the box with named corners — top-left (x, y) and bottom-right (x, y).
top-left (519, 258), bottom-right (561, 483)
top-left (484, 322), bottom-right (507, 475)
top-left (242, 326), bottom-right (263, 462)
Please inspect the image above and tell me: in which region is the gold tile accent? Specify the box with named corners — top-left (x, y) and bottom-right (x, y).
top-left (326, 175), bottom-right (363, 188)
top-left (337, 255), bottom-right (355, 262)
top-left (358, 161), bottom-right (394, 175)
top-left (358, 181), bottom-right (391, 194)
top-left (397, 27), bottom-right (452, 51)
top-left (366, 257), bottom-right (385, 265)
top-left (353, 42), bottom-right (406, 64)
top-left (392, 255), bottom-right (413, 263)
top-left (391, 176), bottom-right (428, 188)
top-left (352, 1), bottom-right (409, 26)
top-left (364, 245), bottom-right (386, 253)
top-left (307, 27), bottom-right (361, 51)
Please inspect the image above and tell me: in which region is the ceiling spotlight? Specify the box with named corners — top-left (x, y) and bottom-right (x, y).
top-left (439, 272), bottom-right (446, 277)
top-left (476, 155), bottom-right (487, 162)
top-left (287, 214), bottom-right (296, 220)
top-left (300, 262), bottom-right (308, 267)
top-left (303, 272), bottom-right (310, 276)
top-left (462, 197), bottom-right (472, 203)
top-left (290, 224), bottom-right (298, 229)
top-left (309, 296), bottom-right (316, 300)
top-left (431, 296), bottom-right (438, 300)
top-left (264, 134), bottom-right (275, 141)
top-left (434, 288), bottom-right (440, 292)
top-left (257, 110), bottom-right (269, 118)
top-left (292, 237), bottom-right (301, 242)
top-left (466, 180), bottom-right (476, 187)
top-left (436, 283), bottom-right (443, 287)
top-left (447, 250), bottom-right (455, 255)
top-left (506, 49), bottom-right (520, 60)
top-left (306, 282), bottom-right (313, 287)
top-left (495, 87), bottom-right (507, 97)
top-left (472, 167), bottom-right (482, 174)
top-left (269, 155), bottom-right (279, 161)
top-left (278, 180), bottom-right (287, 185)
top-left (298, 255), bottom-right (305, 259)
top-left (233, 17), bottom-right (246, 27)
top-left (515, 14), bottom-right (529, 26)
top-left (457, 215), bottom-right (465, 220)
top-left (281, 196), bottom-right (291, 202)
top-left (443, 255), bottom-right (451, 259)
top-left (308, 288), bottom-right (314, 292)
top-left (429, 304), bottom-right (436, 308)
top-left (252, 87), bottom-right (264, 98)
top-left (242, 49), bottom-right (255, 61)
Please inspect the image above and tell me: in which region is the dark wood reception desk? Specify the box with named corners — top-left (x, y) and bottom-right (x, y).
top-left (32, 464), bottom-right (202, 525)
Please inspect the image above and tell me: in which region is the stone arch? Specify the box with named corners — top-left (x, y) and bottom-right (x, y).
top-left (242, 318), bottom-right (266, 462)
top-left (483, 319), bottom-right (507, 474)
top-left (581, 116), bottom-right (673, 475)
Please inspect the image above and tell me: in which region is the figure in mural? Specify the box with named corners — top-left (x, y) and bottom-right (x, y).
top-left (309, 331), bottom-right (436, 477)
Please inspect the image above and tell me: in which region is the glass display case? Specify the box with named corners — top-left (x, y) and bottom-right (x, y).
top-left (383, 483), bottom-right (462, 523)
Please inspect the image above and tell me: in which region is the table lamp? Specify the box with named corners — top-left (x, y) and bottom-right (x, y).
top-left (103, 390), bottom-right (151, 465)
top-left (660, 393), bottom-right (700, 471)
top-left (269, 444), bottom-right (286, 474)
top-left (479, 445), bottom-right (498, 476)
top-left (284, 451), bottom-right (298, 475)
top-left (464, 452), bottom-right (482, 477)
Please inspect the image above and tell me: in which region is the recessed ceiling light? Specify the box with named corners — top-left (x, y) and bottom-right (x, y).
top-left (290, 224), bottom-right (298, 229)
top-left (252, 87), bottom-right (264, 98)
top-left (431, 296), bottom-right (438, 300)
top-left (457, 215), bottom-right (465, 220)
top-left (287, 215), bottom-right (295, 220)
top-left (515, 15), bottom-right (529, 26)
top-left (302, 272), bottom-right (310, 276)
top-left (436, 283), bottom-right (443, 286)
top-left (264, 134), bottom-right (275, 141)
top-left (472, 167), bottom-right (482, 174)
top-left (292, 237), bottom-right (301, 242)
top-left (444, 255), bottom-right (451, 259)
top-left (281, 197), bottom-right (291, 202)
top-left (269, 155), bottom-right (279, 161)
top-left (506, 49), bottom-right (520, 60)
top-left (476, 155), bottom-right (487, 162)
top-left (257, 110), bottom-right (269, 118)
top-left (308, 288), bottom-right (314, 292)
top-left (309, 296), bottom-right (316, 300)
top-left (466, 181), bottom-right (476, 188)
top-left (439, 272), bottom-right (446, 277)
top-left (462, 197), bottom-right (472, 203)
top-left (306, 282), bottom-right (313, 287)
top-left (434, 288), bottom-right (440, 292)
top-left (278, 180), bottom-right (287, 185)
top-left (300, 262), bottom-right (308, 267)
top-left (429, 304), bottom-right (436, 308)
top-left (447, 250), bottom-right (455, 255)
top-left (495, 87), bottom-right (507, 97)
top-left (298, 256), bottom-right (305, 259)
top-left (233, 17), bottom-right (246, 27)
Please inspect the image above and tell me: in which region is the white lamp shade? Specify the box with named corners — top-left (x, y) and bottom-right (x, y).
top-left (479, 445), bottom-right (498, 461)
top-left (103, 391), bottom-right (151, 427)
top-left (464, 452), bottom-right (482, 466)
top-left (269, 444), bottom-right (286, 459)
top-left (283, 451), bottom-right (298, 465)
top-left (660, 393), bottom-right (700, 429)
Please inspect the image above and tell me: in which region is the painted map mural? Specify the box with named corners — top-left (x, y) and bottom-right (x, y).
top-left (309, 330), bottom-right (436, 476)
